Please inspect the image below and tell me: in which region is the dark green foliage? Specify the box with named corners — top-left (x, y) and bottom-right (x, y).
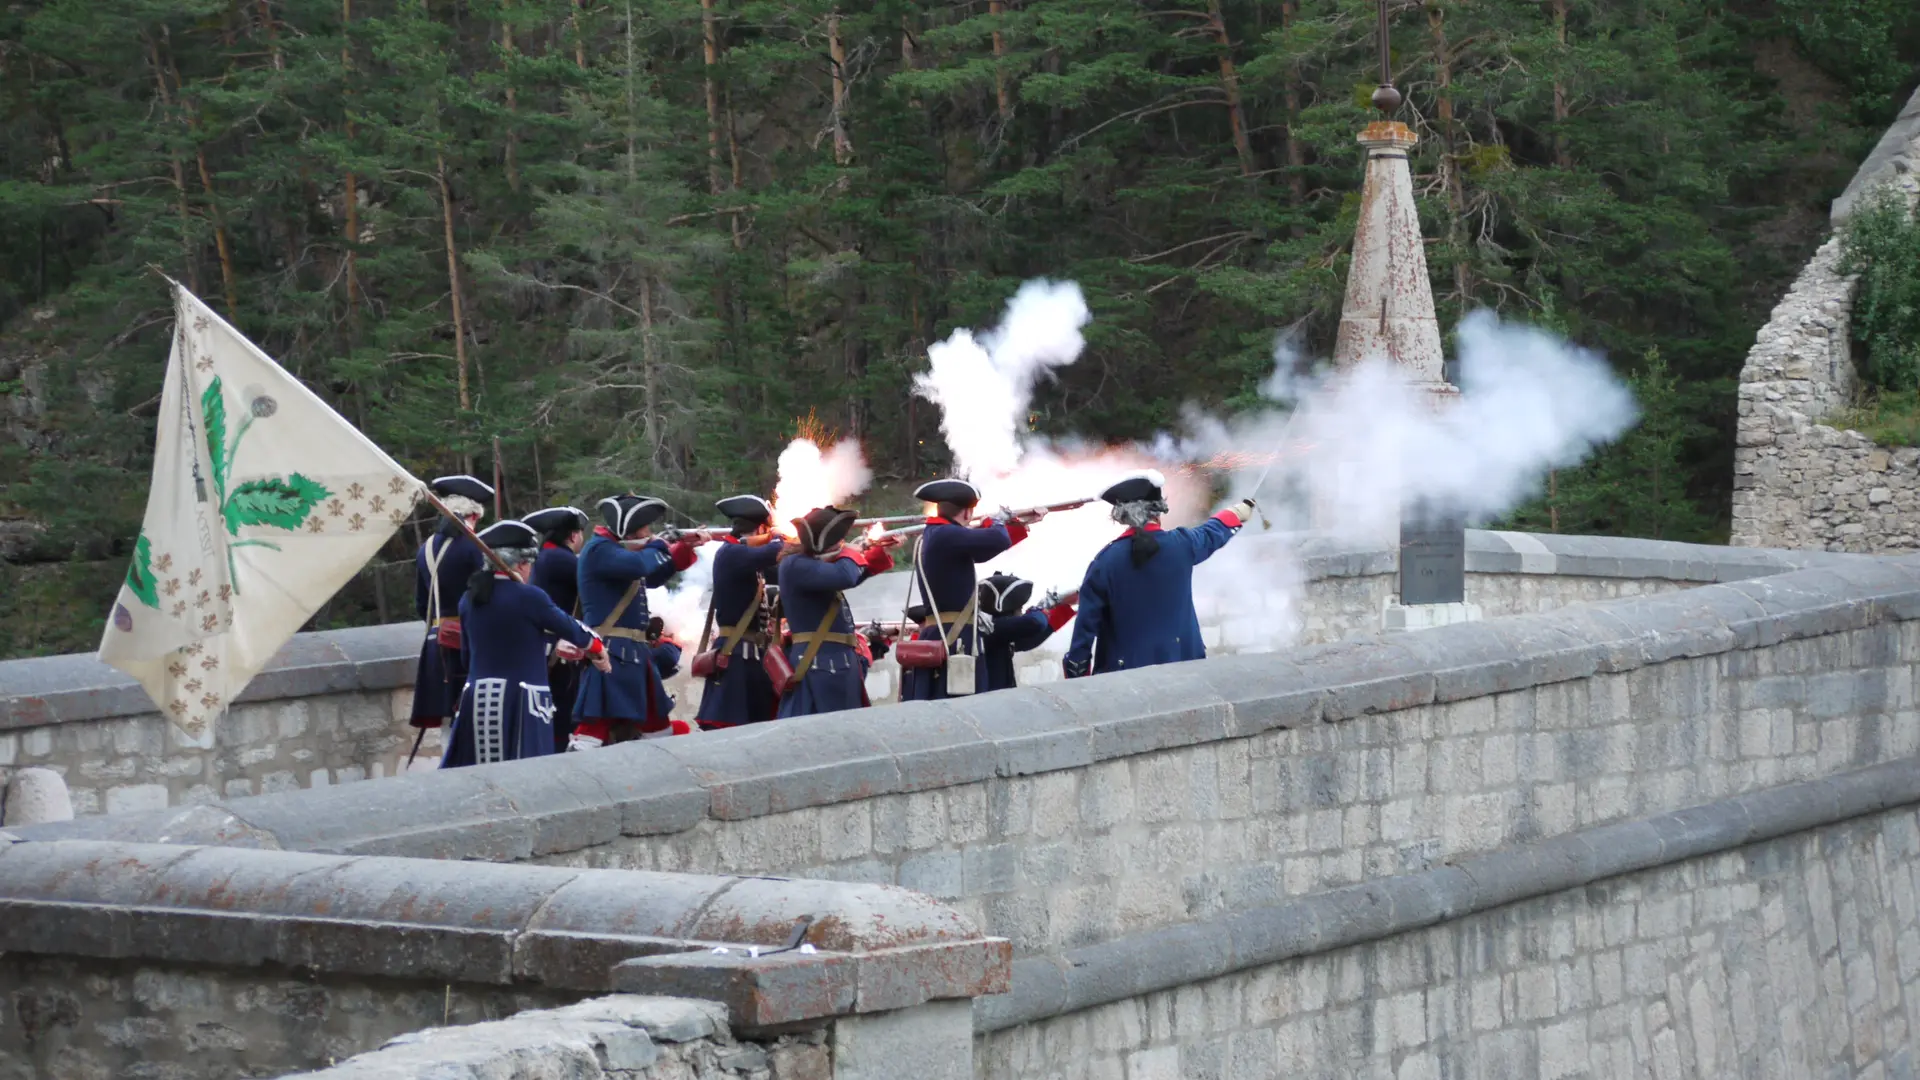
top-left (1838, 191), bottom-right (1920, 393)
top-left (0, 0), bottom-right (1917, 654)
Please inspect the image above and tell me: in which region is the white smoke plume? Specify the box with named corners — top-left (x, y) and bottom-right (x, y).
top-left (914, 280), bottom-right (1090, 479)
top-left (1219, 311), bottom-right (1639, 539)
top-left (770, 437), bottom-right (872, 529)
top-left (654, 435), bottom-right (872, 642)
top-left (910, 280), bottom-right (1641, 660)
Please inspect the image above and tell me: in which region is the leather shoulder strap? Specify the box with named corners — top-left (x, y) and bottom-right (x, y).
top-left (791, 596), bottom-right (844, 683)
top-left (597, 580), bottom-right (644, 635)
top-left (423, 537), bottom-right (448, 622)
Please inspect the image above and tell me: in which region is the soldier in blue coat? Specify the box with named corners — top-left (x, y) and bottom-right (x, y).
top-left (899, 478), bottom-right (1035, 702)
top-left (695, 495), bottom-right (784, 731)
top-left (775, 506), bottom-right (897, 719)
top-left (1064, 472), bottom-right (1254, 678)
top-left (409, 474), bottom-right (492, 734)
top-left (975, 573), bottom-right (1078, 693)
top-left (569, 495), bottom-right (704, 749)
top-left (523, 505), bottom-right (590, 751)
top-left (442, 520), bottom-right (609, 768)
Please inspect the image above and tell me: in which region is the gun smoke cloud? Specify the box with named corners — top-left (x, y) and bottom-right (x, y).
top-left (910, 279), bottom-right (1641, 657)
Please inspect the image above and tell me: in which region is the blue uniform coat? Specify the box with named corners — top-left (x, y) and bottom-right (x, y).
top-left (409, 529), bottom-right (484, 727)
top-left (978, 604), bottom-right (1071, 692)
top-left (1064, 514), bottom-right (1243, 676)
top-left (900, 518), bottom-right (1016, 701)
top-left (441, 576), bottom-right (596, 768)
top-left (696, 538), bottom-right (783, 728)
top-left (574, 531), bottom-right (684, 731)
top-left (776, 551), bottom-right (882, 719)
top-left (529, 542), bottom-right (583, 749)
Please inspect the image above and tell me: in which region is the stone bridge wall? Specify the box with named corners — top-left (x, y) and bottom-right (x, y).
top-left (0, 531), bottom-right (1856, 820)
top-left (16, 552), bottom-right (1920, 1078)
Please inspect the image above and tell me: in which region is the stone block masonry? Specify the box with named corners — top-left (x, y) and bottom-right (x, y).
top-left (0, 837), bottom-right (1006, 1078)
top-left (977, 780), bottom-right (1920, 1080)
top-left (1733, 85), bottom-right (1920, 554)
top-left (282, 996), bottom-right (830, 1080)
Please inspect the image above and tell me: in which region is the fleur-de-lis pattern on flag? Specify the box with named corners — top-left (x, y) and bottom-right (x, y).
top-left (100, 284), bottom-right (425, 738)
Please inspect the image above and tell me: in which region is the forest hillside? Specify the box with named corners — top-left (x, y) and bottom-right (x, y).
top-left (2, 0), bottom-right (1917, 656)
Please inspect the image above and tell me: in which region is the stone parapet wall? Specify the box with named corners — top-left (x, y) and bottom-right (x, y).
top-left (0, 836), bottom-right (1004, 1079)
top-left (1732, 86), bottom-right (1920, 554)
top-left (23, 557), bottom-right (1920, 970)
top-left (0, 531), bottom-right (1861, 819)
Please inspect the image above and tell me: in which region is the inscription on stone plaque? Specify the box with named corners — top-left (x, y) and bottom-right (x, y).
top-left (1399, 517), bottom-right (1465, 605)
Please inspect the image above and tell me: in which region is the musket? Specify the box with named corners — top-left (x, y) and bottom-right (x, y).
top-left (852, 513), bottom-right (926, 527)
top-left (619, 527), bottom-right (728, 549)
top-left (866, 497), bottom-right (1096, 541)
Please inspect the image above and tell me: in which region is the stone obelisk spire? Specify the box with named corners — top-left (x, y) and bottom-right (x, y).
top-left (1331, 0), bottom-right (1474, 629)
top-left (1332, 1), bottom-right (1455, 402)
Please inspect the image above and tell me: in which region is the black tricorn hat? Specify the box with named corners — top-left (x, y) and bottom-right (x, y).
top-left (978, 572), bottom-right (1035, 617)
top-left (523, 506), bottom-right (588, 535)
top-left (431, 474), bottom-right (496, 504)
top-left (715, 494), bottom-right (774, 524)
top-left (477, 519), bottom-right (538, 550)
top-left (913, 478), bottom-right (982, 507)
top-left (1100, 470), bottom-right (1166, 505)
top-left (792, 506), bottom-right (857, 554)
top-left (599, 495), bottom-right (668, 536)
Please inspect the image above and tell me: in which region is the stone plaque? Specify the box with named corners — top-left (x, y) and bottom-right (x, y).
top-left (1399, 516), bottom-right (1465, 606)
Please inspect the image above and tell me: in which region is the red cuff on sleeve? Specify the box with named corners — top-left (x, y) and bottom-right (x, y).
top-left (668, 541), bottom-right (699, 570)
top-left (838, 546), bottom-right (869, 568)
top-left (1006, 518), bottom-right (1030, 545)
top-left (585, 635), bottom-right (606, 657)
top-left (1213, 510), bottom-right (1243, 530)
top-left (865, 546), bottom-right (896, 575)
top-left (1045, 603), bottom-right (1076, 631)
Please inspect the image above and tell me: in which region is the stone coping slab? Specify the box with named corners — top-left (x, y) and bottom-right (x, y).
top-left (13, 555), bottom-right (1920, 861)
top-left (0, 532), bottom-right (1874, 733)
top-left (0, 836), bottom-right (1006, 1019)
top-left (973, 755), bottom-right (1920, 1031)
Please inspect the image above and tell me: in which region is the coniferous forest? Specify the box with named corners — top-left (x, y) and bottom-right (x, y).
top-left (1, 0), bottom-right (1917, 656)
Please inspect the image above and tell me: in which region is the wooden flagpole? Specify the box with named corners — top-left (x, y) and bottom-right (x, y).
top-left (421, 489), bottom-right (515, 576)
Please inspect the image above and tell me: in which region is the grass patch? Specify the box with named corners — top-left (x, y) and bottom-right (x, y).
top-left (1832, 389), bottom-right (1920, 447)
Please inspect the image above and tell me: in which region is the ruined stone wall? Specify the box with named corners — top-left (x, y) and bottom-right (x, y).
top-left (975, 796), bottom-right (1920, 1080)
top-left (1732, 87), bottom-right (1920, 554)
top-left (0, 532), bottom-right (1840, 819)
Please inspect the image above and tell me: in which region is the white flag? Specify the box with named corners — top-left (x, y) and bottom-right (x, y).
top-left (100, 284), bottom-right (424, 737)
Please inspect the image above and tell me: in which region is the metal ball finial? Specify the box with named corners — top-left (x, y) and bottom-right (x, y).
top-left (1373, 0), bottom-right (1399, 115)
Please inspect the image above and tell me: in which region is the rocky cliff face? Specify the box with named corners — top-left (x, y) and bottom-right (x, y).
top-left (1732, 87), bottom-right (1920, 553)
